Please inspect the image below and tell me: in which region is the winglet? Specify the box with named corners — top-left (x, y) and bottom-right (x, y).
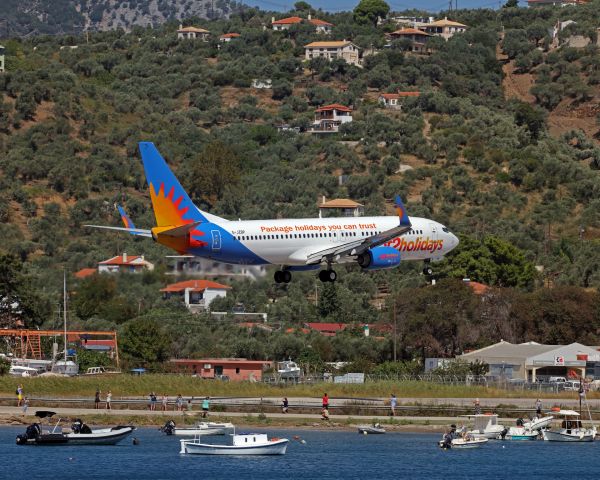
top-left (394, 195), bottom-right (411, 227)
top-left (117, 205), bottom-right (136, 231)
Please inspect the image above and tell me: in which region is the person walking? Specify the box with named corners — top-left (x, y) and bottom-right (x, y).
top-left (16, 384), bottom-right (23, 407)
top-left (389, 394), bottom-right (397, 417)
top-left (161, 394), bottom-right (168, 412)
top-left (202, 396), bottom-right (210, 418)
top-left (473, 398), bottom-right (481, 415)
top-left (94, 389), bottom-right (101, 409)
top-left (22, 397), bottom-right (29, 416)
top-left (322, 393), bottom-right (329, 410)
top-left (106, 390), bottom-right (112, 410)
top-left (282, 397), bottom-right (289, 414)
top-left (535, 399), bottom-right (542, 417)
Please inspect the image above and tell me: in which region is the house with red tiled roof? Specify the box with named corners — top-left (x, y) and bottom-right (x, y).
top-left (387, 27), bottom-right (432, 54)
top-left (170, 358), bottom-right (273, 381)
top-left (463, 279), bottom-right (490, 295)
top-left (177, 24), bottom-right (210, 41)
top-left (304, 40), bottom-right (360, 66)
top-left (75, 268), bottom-right (96, 279)
top-left (161, 279), bottom-right (231, 311)
top-left (309, 103), bottom-right (353, 134)
top-left (304, 322), bottom-right (348, 336)
top-left (378, 91), bottom-right (420, 110)
top-left (219, 33), bottom-right (241, 42)
top-left (420, 18), bottom-right (467, 41)
top-left (272, 14), bottom-right (334, 34)
top-left (97, 253), bottom-right (154, 274)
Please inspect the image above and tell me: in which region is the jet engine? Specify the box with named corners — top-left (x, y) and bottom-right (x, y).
top-left (356, 246), bottom-right (401, 270)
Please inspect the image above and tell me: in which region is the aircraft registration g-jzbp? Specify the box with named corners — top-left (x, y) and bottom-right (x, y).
top-left (87, 142), bottom-right (459, 283)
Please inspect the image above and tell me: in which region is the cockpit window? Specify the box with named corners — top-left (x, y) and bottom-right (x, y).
top-left (442, 227), bottom-right (449, 233)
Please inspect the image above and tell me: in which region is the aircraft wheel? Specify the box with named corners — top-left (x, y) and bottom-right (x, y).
top-left (423, 265), bottom-right (433, 276)
top-left (319, 270), bottom-right (337, 282)
top-left (281, 271), bottom-right (292, 283)
top-left (274, 271), bottom-right (283, 283)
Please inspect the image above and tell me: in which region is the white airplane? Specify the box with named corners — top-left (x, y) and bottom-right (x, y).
top-left (87, 142), bottom-right (459, 283)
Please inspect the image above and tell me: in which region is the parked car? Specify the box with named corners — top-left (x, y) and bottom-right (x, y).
top-left (563, 380), bottom-right (581, 391)
top-left (548, 376), bottom-right (567, 383)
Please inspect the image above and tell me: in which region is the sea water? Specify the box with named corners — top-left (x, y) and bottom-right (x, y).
top-left (0, 427), bottom-right (597, 480)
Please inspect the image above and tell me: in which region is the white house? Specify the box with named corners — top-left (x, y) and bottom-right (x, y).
top-left (309, 103), bottom-right (353, 133)
top-left (304, 41), bottom-right (360, 67)
top-left (177, 25), bottom-right (210, 41)
top-left (160, 279), bottom-right (231, 312)
top-left (219, 33), bottom-right (241, 42)
top-left (97, 253), bottom-right (154, 274)
top-left (272, 15), bottom-right (334, 33)
top-left (379, 91), bottom-right (420, 110)
top-left (421, 18), bottom-right (467, 41)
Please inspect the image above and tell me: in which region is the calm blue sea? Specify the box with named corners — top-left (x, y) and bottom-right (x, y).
top-left (0, 426), bottom-right (597, 480)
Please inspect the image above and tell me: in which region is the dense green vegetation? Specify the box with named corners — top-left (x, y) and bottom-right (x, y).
top-left (1, 2), bottom-right (600, 370)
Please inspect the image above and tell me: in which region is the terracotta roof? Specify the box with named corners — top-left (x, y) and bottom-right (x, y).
top-left (427, 18), bottom-right (467, 28)
top-left (272, 16), bottom-right (303, 25)
top-left (310, 19), bottom-right (334, 26)
top-left (305, 322), bottom-right (348, 332)
top-left (75, 268), bottom-right (96, 279)
top-left (465, 281), bottom-right (489, 295)
top-left (305, 41), bottom-right (353, 48)
top-left (389, 28), bottom-right (431, 36)
top-left (315, 103), bottom-right (352, 113)
top-left (220, 33), bottom-right (241, 38)
top-left (160, 279), bottom-right (231, 293)
top-left (98, 255), bottom-right (145, 266)
top-left (178, 26), bottom-right (210, 33)
top-left (319, 198), bottom-right (363, 208)
top-left (170, 358), bottom-right (272, 366)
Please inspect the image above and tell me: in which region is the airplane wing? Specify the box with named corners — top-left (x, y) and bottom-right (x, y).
top-left (303, 195), bottom-right (412, 265)
top-left (84, 225), bottom-right (153, 237)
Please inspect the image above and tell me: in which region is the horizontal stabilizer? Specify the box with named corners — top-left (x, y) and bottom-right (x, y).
top-left (84, 225), bottom-right (153, 238)
top-left (154, 222), bottom-right (202, 238)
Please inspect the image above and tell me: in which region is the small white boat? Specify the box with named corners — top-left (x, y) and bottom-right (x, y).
top-left (460, 414), bottom-right (505, 439)
top-left (523, 416), bottom-right (553, 431)
top-left (357, 423), bottom-right (386, 434)
top-left (16, 411), bottom-right (134, 446)
top-left (503, 427), bottom-right (538, 441)
top-left (180, 432), bottom-right (289, 455)
top-left (174, 422), bottom-right (235, 436)
top-left (439, 434), bottom-right (488, 449)
top-left (542, 410), bottom-right (596, 442)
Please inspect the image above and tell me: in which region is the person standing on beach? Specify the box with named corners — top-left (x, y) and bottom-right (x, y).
top-left (202, 396), bottom-right (210, 418)
top-left (95, 389), bottom-right (101, 409)
top-left (175, 394), bottom-right (183, 411)
top-left (106, 390), bottom-right (112, 410)
top-left (390, 394), bottom-right (397, 417)
top-left (16, 384), bottom-right (23, 407)
top-left (161, 394), bottom-right (168, 412)
top-left (282, 397), bottom-right (289, 414)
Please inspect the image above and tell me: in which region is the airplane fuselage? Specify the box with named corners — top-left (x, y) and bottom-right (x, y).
top-left (187, 215), bottom-right (458, 267)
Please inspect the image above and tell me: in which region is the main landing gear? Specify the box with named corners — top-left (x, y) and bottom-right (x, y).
top-left (422, 262), bottom-right (433, 276)
top-left (318, 269), bottom-right (337, 283)
top-left (274, 270), bottom-right (292, 284)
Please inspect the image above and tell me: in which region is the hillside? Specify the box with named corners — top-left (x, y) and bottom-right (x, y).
top-left (2, 0), bottom-right (240, 37)
top-left (1, 3), bottom-right (600, 366)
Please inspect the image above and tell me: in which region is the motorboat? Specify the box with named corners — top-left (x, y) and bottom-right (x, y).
top-left (357, 423), bottom-right (386, 434)
top-left (180, 431), bottom-right (289, 455)
top-left (439, 431), bottom-right (488, 449)
top-left (277, 360), bottom-right (301, 380)
top-left (173, 422), bottom-right (235, 436)
top-left (501, 427), bottom-right (538, 441)
top-left (523, 415), bottom-right (553, 431)
top-left (16, 411), bottom-right (135, 446)
top-left (9, 365), bottom-right (39, 377)
top-left (460, 414), bottom-right (505, 439)
top-left (542, 410), bottom-right (596, 442)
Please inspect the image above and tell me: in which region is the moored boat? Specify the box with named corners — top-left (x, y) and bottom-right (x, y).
top-left (180, 432), bottom-right (289, 455)
top-left (502, 427), bottom-right (538, 441)
top-left (460, 414), bottom-right (505, 439)
top-left (357, 423), bottom-right (386, 434)
top-left (16, 411), bottom-right (135, 446)
top-left (542, 410), bottom-right (596, 442)
top-left (173, 422), bottom-right (235, 436)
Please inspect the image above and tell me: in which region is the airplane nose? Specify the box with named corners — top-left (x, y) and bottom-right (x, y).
top-left (450, 233), bottom-right (459, 249)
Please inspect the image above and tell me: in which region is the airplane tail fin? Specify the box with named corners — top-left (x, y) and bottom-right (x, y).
top-left (138, 142), bottom-right (227, 227)
top-left (394, 195), bottom-right (411, 228)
